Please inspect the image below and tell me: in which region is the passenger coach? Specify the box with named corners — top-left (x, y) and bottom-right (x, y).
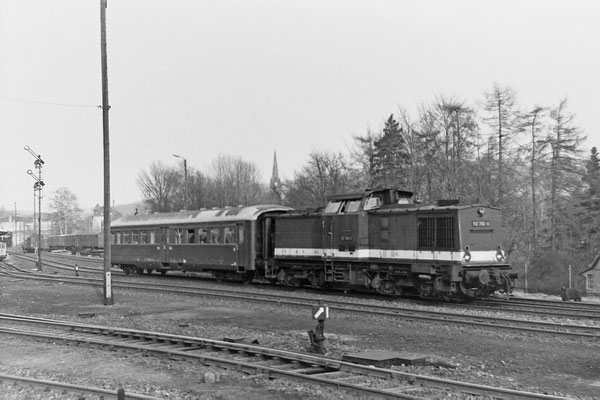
top-left (110, 205), bottom-right (291, 280)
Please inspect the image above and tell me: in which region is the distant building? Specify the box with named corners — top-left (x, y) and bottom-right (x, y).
top-left (0, 214), bottom-right (54, 247)
top-left (92, 204), bottom-right (104, 231)
top-left (581, 254), bottom-right (600, 297)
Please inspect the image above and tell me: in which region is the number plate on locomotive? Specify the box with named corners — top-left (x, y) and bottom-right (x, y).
top-left (472, 220), bottom-right (491, 227)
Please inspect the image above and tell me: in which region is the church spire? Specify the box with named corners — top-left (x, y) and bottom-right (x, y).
top-left (270, 150), bottom-right (282, 203)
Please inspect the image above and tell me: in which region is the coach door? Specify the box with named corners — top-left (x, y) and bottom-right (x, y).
top-left (159, 227), bottom-right (170, 264)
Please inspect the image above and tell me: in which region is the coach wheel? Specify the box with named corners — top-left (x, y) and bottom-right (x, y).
top-left (137, 269), bottom-right (144, 276)
top-left (146, 269), bottom-right (153, 275)
top-left (242, 271), bottom-right (254, 284)
top-left (214, 272), bottom-right (225, 283)
top-left (160, 270), bottom-right (167, 276)
top-left (124, 269), bottom-right (131, 275)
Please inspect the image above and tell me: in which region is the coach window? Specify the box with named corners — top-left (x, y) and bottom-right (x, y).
top-left (186, 229), bottom-right (195, 243)
top-left (149, 231), bottom-right (156, 244)
top-left (238, 226), bottom-right (244, 244)
top-left (224, 227), bottom-right (234, 244)
top-left (122, 232), bottom-right (131, 244)
top-left (132, 231), bottom-right (139, 244)
top-left (210, 228), bottom-right (221, 243)
top-left (174, 229), bottom-right (183, 244)
top-left (199, 228), bottom-right (208, 243)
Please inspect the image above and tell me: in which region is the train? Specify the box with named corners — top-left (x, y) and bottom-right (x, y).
top-left (0, 231), bottom-right (12, 260)
top-left (109, 188), bottom-right (515, 300)
top-left (23, 232), bottom-right (103, 256)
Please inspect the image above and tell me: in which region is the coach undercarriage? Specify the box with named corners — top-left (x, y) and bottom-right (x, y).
top-left (267, 259), bottom-right (514, 300)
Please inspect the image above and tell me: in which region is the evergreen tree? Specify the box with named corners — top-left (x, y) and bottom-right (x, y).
top-left (372, 114), bottom-right (409, 188)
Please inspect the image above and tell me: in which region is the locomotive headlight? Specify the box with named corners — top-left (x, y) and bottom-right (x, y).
top-left (495, 247), bottom-right (505, 261)
top-left (463, 246), bottom-right (471, 262)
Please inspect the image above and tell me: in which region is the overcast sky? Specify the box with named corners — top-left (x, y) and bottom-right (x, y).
top-left (1, 0), bottom-right (599, 213)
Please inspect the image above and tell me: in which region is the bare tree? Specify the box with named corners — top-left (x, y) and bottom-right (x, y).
top-left (541, 98), bottom-right (586, 250)
top-left (520, 106), bottom-right (545, 251)
top-left (137, 161), bottom-right (180, 212)
top-left (211, 154), bottom-right (264, 207)
top-left (49, 187), bottom-right (82, 234)
top-left (284, 150), bottom-right (355, 209)
top-left (483, 83), bottom-right (520, 207)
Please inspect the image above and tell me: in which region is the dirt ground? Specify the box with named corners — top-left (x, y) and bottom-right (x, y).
top-left (1, 269), bottom-right (599, 399)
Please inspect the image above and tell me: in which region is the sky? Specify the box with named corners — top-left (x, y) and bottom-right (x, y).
top-left (1, 0), bottom-right (599, 214)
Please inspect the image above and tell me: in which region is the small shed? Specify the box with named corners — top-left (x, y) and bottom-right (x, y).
top-left (580, 253), bottom-right (600, 297)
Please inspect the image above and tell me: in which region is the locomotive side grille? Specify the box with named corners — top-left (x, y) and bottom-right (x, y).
top-left (418, 217), bottom-right (455, 249)
top-left (436, 217), bottom-right (454, 248)
top-left (418, 218), bottom-right (435, 247)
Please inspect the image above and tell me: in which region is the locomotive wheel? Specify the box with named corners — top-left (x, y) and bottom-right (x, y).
top-left (379, 280), bottom-right (396, 295)
top-left (309, 272), bottom-right (323, 288)
top-left (417, 282), bottom-right (434, 297)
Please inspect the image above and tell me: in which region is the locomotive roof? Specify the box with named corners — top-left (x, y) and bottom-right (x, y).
top-left (111, 205), bottom-right (292, 228)
top-left (327, 188), bottom-right (414, 201)
top-left (370, 203), bottom-right (502, 214)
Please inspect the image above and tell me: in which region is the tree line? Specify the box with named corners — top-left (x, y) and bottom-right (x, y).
top-left (40, 82), bottom-right (595, 293)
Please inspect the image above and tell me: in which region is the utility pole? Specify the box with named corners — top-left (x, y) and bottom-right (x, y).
top-left (14, 203), bottom-right (17, 247)
top-left (100, 0), bottom-right (113, 305)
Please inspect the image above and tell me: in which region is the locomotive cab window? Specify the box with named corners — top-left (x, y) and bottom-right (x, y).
top-left (324, 201), bottom-right (342, 214)
top-left (343, 200), bottom-right (361, 213)
top-left (364, 195), bottom-right (381, 211)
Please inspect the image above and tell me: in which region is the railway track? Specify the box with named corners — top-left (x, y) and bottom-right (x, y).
top-left (3, 257), bottom-right (600, 340)
top-left (0, 313), bottom-right (567, 400)
top-left (18, 251), bottom-right (600, 315)
top-left (0, 373), bottom-right (159, 400)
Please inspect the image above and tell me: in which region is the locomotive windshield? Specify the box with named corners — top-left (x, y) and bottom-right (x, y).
top-left (324, 199), bottom-right (362, 214)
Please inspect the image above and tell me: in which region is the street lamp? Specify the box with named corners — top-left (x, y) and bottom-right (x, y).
top-left (25, 144), bottom-right (44, 271)
top-left (172, 154), bottom-right (188, 209)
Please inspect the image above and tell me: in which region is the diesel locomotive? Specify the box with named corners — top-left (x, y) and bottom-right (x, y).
top-left (109, 188), bottom-right (515, 300)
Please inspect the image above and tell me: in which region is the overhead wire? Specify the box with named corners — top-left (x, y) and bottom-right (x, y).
top-left (0, 96), bottom-right (99, 108)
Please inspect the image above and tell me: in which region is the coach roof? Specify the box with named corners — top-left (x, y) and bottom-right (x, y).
top-left (111, 205), bottom-right (292, 228)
